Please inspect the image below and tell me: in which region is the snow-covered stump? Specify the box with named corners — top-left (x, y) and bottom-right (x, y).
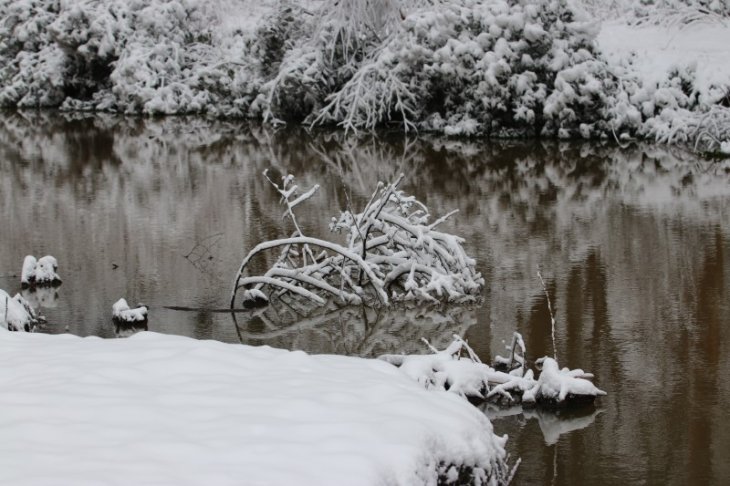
top-left (380, 335), bottom-right (606, 409)
top-left (0, 332), bottom-right (513, 485)
top-left (0, 289), bottom-right (44, 332)
top-left (231, 172), bottom-right (484, 309)
top-left (520, 357), bottom-right (607, 408)
top-left (20, 255), bottom-right (61, 288)
top-left (112, 299), bottom-right (148, 325)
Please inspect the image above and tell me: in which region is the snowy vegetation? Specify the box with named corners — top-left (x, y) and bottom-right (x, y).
top-left (1, 0), bottom-right (729, 151)
top-left (231, 171), bottom-right (483, 307)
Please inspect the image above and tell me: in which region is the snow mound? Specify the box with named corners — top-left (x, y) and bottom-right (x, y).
top-left (20, 255), bottom-right (61, 287)
top-left (112, 298), bottom-right (148, 323)
top-left (0, 331), bottom-right (511, 485)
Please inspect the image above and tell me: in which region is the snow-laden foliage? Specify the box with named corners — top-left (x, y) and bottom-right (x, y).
top-left (231, 171), bottom-right (483, 308)
top-left (0, 0), bottom-right (265, 114)
top-left (1, 0), bottom-right (729, 148)
top-left (380, 334), bottom-right (606, 406)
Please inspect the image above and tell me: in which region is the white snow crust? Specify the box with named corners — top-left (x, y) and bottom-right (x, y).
top-left (0, 331), bottom-right (509, 485)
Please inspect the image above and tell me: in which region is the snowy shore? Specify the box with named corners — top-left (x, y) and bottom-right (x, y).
top-left (1, 0), bottom-right (728, 150)
top-left (0, 331), bottom-right (510, 485)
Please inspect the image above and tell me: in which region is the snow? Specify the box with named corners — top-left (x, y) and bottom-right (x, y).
top-left (522, 358), bottom-right (606, 404)
top-left (0, 331), bottom-right (510, 485)
top-left (112, 298), bottom-right (148, 323)
top-left (0, 289), bottom-right (37, 332)
top-left (20, 255), bottom-right (36, 286)
top-left (381, 337), bottom-right (606, 406)
top-left (19, 255), bottom-right (61, 287)
top-left (597, 21), bottom-right (730, 98)
top-left (0, 0), bottom-right (728, 149)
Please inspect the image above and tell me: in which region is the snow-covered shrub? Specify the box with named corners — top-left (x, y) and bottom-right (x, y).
top-left (0, 0), bottom-right (270, 115)
top-left (230, 171), bottom-right (484, 308)
top-left (300, 0), bottom-right (635, 138)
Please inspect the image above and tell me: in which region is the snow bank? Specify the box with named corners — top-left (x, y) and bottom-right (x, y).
top-left (0, 331), bottom-right (511, 485)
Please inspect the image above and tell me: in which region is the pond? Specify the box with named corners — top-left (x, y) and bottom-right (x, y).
top-left (1, 112), bottom-right (729, 485)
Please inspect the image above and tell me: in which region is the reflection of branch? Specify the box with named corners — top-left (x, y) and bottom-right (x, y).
top-left (233, 301), bottom-right (477, 357)
top-left (481, 403), bottom-right (603, 446)
top-left (183, 232), bottom-right (224, 277)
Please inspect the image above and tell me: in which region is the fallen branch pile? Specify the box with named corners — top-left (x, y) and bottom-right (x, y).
top-left (231, 171), bottom-right (483, 308)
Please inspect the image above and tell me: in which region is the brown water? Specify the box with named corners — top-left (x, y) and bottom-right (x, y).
top-left (1, 112), bottom-right (729, 485)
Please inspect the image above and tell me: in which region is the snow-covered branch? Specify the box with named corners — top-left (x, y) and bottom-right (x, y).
top-left (231, 171), bottom-right (483, 308)
top-left (380, 333), bottom-right (606, 407)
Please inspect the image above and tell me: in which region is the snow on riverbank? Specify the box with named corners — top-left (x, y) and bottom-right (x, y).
top-left (0, 331), bottom-right (510, 485)
top-left (1, 0), bottom-right (728, 149)
top-left (598, 21), bottom-right (730, 95)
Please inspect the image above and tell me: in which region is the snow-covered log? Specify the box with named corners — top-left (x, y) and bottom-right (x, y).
top-left (112, 298), bottom-right (148, 324)
top-left (380, 334), bottom-right (606, 407)
top-left (231, 171), bottom-right (483, 308)
top-left (20, 255), bottom-right (61, 288)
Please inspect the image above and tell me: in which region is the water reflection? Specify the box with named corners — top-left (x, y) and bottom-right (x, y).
top-left (21, 286), bottom-right (59, 309)
top-left (1, 112), bottom-right (729, 485)
top-left (233, 303), bottom-right (477, 357)
top-left (481, 403), bottom-right (603, 446)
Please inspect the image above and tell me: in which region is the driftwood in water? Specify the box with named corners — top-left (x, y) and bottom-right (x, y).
top-left (379, 334), bottom-right (606, 408)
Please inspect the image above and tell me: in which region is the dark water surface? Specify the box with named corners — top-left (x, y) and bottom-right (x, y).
top-left (1, 113), bottom-right (729, 485)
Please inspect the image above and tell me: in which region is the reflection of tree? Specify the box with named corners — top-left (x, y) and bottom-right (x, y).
top-left (233, 302), bottom-right (477, 358)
